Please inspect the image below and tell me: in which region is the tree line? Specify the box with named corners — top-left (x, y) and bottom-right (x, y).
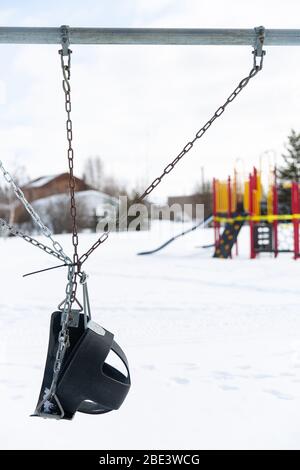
top-left (1, 129), bottom-right (300, 233)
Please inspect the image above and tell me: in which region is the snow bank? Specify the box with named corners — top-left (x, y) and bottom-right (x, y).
top-left (0, 222), bottom-right (299, 449)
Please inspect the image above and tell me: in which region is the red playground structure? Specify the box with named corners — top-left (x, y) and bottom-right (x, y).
top-left (213, 167), bottom-right (300, 259)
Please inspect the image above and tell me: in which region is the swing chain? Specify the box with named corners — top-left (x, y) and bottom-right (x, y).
top-left (0, 218), bottom-right (66, 263)
top-left (37, 267), bottom-right (91, 416)
top-left (0, 161), bottom-right (71, 264)
top-left (78, 37), bottom-right (266, 265)
top-left (59, 43), bottom-right (80, 305)
top-left (38, 36), bottom-right (81, 411)
top-left (36, 263), bottom-right (76, 415)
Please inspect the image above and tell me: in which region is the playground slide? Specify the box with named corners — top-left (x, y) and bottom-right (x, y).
top-left (137, 215), bottom-right (213, 256)
top-left (213, 218), bottom-right (244, 258)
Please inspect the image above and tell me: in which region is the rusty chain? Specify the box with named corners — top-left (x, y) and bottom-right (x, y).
top-left (0, 28), bottom-right (265, 414)
top-left (37, 39), bottom-right (81, 414)
top-left (59, 47), bottom-right (80, 304)
top-left (78, 45), bottom-right (266, 265)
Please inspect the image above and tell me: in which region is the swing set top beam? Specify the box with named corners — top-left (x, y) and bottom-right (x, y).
top-left (0, 27), bottom-right (300, 46)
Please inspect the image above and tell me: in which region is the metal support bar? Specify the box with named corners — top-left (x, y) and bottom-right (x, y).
top-left (0, 27), bottom-right (300, 46)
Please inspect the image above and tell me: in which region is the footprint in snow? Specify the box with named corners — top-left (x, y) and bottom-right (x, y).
top-left (183, 363), bottom-right (199, 370)
top-left (213, 371), bottom-right (234, 380)
top-left (264, 389), bottom-right (294, 400)
top-left (253, 373), bottom-right (274, 379)
top-left (219, 384), bottom-right (239, 391)
top-left (279, 372), bottom-right (295, 377)
top-left (172, 377), bottom-right (190, 385)
top-left (142, 365), bottom-right (155, 371)
top-left (12, 395), bottom-right (23, 400)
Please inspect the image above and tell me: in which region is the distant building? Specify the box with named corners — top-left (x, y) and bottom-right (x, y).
top-left (21, 173), bottom-right (90, 202)
top-left (167, 193), bottom-right (212, 220)
top-left (13, 174), bottom-right (117, 231)
top-left (151, 203), bottom-right (192, 222)
top-left (1, 173), bottom-right (149, 233)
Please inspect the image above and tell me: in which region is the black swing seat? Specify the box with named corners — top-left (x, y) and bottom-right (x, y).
top-left (33, 311), bottom-right (131, 420)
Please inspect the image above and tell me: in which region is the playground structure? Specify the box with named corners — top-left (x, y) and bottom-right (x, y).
top-left (213, 167), bottom-right (300, 259)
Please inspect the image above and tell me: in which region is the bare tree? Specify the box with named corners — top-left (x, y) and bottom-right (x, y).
top-left (82, 156), bottom-right (104, 190)
top-left (34, 196), bottom-right (92, 234)
top-left (102, 176), bottom-right (128, 198)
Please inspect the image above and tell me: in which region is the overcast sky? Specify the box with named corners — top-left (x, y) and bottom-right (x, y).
top-left (1, 0), bottom-right (300, 201)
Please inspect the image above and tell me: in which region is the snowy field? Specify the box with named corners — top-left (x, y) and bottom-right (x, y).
top-left (0, 221), bottom-right (300, 450)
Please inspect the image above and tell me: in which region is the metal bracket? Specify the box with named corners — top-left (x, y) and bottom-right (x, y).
top-left (32, 393), bottom-right (65, 420)
top-left (60, 24), bottom-right (70, 56)
top-left (80, 272), bottom-right (92, 328)
top-left (253, 25), bottom-right (265, 57)
top-left (67, 309), bottom-right (81, 328)
top-left (57, 296), bottom-right (83, 313)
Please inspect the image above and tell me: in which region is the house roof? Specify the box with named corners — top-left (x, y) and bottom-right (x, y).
top-left (32, 190), bottom-right (118, 215)
top-left (23, 174), bottom-right (61, 189)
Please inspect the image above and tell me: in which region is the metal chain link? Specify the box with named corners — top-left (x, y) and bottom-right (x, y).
top-left (0, 160), bottom-right (71, 264)
top-left (23, 33), bottom-right (265, 414)
top-left (35, 263), bottom-right (76, 417)
top-left (37, 44), bottom-right (82, 413)
top-left (0, 218), bottom-right (66, 263)
top-left (59, 48), bottom-right (80, 304)
top-left (36, 34), bottom-right (84, 414)
top-left (79, 48), bottom-right (266, 265)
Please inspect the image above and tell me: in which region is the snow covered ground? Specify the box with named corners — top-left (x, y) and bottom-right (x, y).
top-left (0, 221), bottom-right (300, 450)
